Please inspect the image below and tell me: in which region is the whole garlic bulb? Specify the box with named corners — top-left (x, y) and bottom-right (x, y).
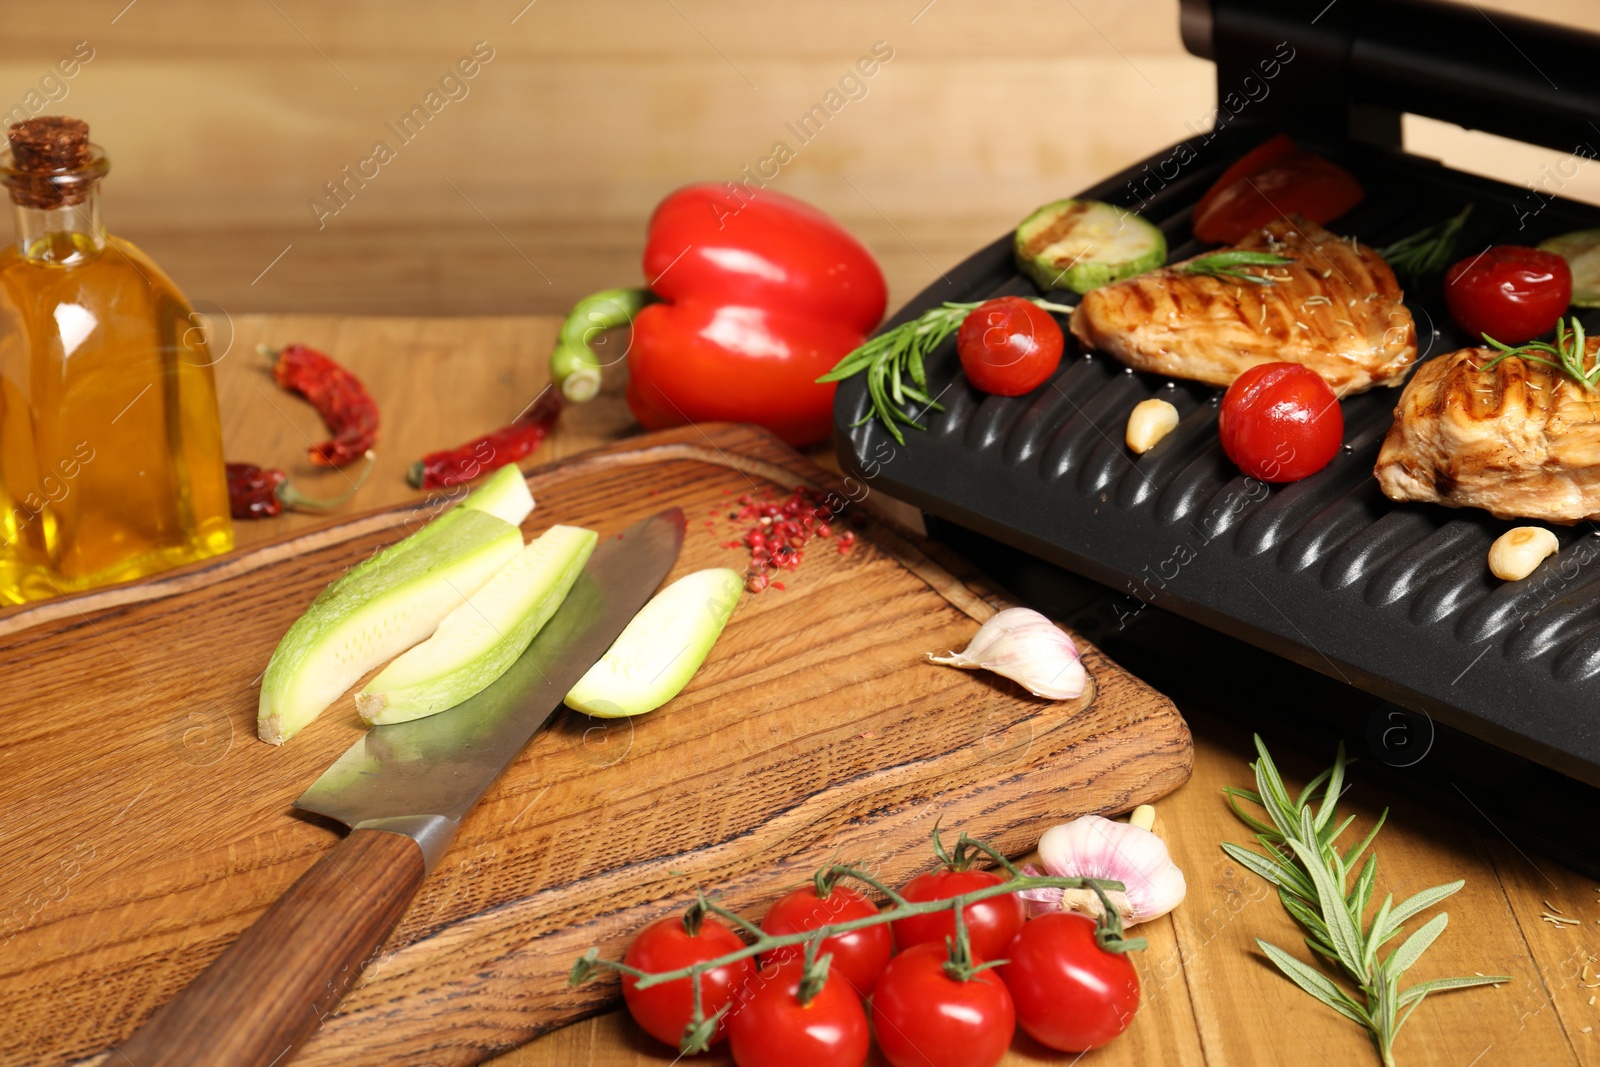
top-left (1017, 812), bottom-right (1186, 926)
top-left (926, 607), bottom-right (1088, 700)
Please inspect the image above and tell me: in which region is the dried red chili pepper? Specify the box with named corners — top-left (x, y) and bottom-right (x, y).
top-left (407, 389), bottom-right (562, 490)
top-left (265, 343), bottom-right (380, 467)
top-left (225, 453), bottom-right (376, 520)
top-left (226, 462), bottom-right (288, 518)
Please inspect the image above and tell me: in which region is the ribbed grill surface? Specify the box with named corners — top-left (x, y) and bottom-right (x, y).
top-left (836, 133), bottom-right (1600, 785)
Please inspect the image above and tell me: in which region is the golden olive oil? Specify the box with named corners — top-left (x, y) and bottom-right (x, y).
top-left (0, 118), bottom-right (231, 603)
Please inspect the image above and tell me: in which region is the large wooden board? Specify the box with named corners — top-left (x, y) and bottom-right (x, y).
top-left (0, 423), bottom-right (1190, 1067)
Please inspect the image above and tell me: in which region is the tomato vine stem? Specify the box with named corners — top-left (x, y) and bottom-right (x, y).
top-left (570, 829), bottom-right (1147, 1056)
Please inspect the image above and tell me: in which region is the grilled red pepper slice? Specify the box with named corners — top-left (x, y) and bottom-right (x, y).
top-left (1193, 135), bottom-right (1364, 245)
top-left (267, 343), bottom-right (380, 467)
top-left (1193, 133), bottom-right (1301, 224)
top-left (407, 389), bottom-right (562, 490)
top-left (549, 184), bottom-right (886, 447)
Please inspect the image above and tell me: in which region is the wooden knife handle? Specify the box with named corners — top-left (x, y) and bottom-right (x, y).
top-left (117, 827), bottom-right (426, 1067)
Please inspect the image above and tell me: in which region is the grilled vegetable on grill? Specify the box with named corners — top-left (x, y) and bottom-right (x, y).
top-left (1014, 199), bottom-right (1166, 295)
top-left (1219, 363), bottom-right (1344, 483)
top-left (956, 296), bottom-right (1065, 396)
top-left (1444, 245), bottom-right (1571, 345)
top-left (1539, 228), bottom-right (1600, 308)
top-left (1192, 134), bottom-right (1365, 245)
top-left (1070, 216), bottom-right (1416, 394)
top-left (1374, 339), bottom-right (1600, 523)
top-left (817, 296), bottom-right (1075, 444)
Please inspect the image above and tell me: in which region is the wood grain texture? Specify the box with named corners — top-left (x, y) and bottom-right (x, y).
top-left (117, 828), bottom-right (427, 1067)
top-left (503, 714), bottom-right (1600, 1067)
top-left (8, 313), bottom-right (1600, 1067)
top-left (0, 0), bottom-right (1216, 318)
top-left (2, 1), bottom-right (1597, 319)
top-left (0, 418), bottom-right (1191, 1067)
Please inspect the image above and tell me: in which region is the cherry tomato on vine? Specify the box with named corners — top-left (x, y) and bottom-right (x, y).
top-left (1444, 245), bottom-right (1572, 345)
top-left (871, 943), bottom-right (1016, 1067)
top-left (1217, 362), bottom-right (1343, 483)
top-left (891, 867), bottom-right (1024, 964)
top-left (955, 296), bottom-right (1064, 396)
top-left (726, 960), bottom-right (870, 1067)
top-left (760, 883), bottom-right (893, 996)
top-left (999, 912), bottom-right (1140, 1052)
top-left (621, 915), bottom-right (756, 1049)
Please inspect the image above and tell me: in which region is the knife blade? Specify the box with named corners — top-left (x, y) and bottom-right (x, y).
top-left (293, 506), bottom-right (685, 869)
top-left (117, 507), bottom-right (685, 1067)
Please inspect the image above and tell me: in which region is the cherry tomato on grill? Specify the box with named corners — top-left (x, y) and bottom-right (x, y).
top-left (956, 296), bottom-right (1064, 396)
top-left (727, 960), bottom-right (870, 1067)
top-left (1444, 245), bottom-right (1572, 345)
top-left (871, 943), bottom-right (1016, 1067)
top-left (621, 914), bottom-right (756, 1049)
top-left (891, 867), bottom-right (1025, 964)
top-left (760, 883), bottom-right (893, 996)
top-left (1218, 362), bottom-right (1343, 483)
top-left (998, 912), bottom-right (1141, 1052)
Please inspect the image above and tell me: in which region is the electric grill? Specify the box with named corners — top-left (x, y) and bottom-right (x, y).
top-left (835, 0), bottom-right (1600, 868)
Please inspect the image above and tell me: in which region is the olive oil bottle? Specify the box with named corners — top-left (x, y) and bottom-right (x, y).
top-left (0, 117), bottom-right (232, 603)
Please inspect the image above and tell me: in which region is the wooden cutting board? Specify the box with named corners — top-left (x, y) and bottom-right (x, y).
top-left (0, 424), bottom-right (1191, 1067)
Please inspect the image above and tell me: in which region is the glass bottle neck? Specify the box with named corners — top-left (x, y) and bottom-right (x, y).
top-left (13, 185), bottom-right (104, 266)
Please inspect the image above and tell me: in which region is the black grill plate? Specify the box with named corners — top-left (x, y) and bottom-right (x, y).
top-left (835, 129), bottom-right (1600, 787)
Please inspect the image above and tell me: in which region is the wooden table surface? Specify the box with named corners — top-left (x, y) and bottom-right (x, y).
top-left (215, 315), bottom-right (1600, 1067)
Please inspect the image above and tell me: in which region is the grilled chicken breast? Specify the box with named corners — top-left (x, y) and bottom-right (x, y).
top-left (1375, 345), bottom-right (1600, 523)
top-left (1069, 216), bottom-right (1416, 394)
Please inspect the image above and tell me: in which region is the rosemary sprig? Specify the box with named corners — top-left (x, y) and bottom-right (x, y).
top-left (816, 298), bottom-right (1075, 445)
top-left (1180, 250), bottom-right (1295, 285)
top-left (1479, 316), bottom-right (1599, 391)
top-left (1378, 204), bottom-right (1472, 282)
top-left (571, 827), bottom-right (1143, 1055)
top-left (1223, 737), bottom-right (1507, 1067)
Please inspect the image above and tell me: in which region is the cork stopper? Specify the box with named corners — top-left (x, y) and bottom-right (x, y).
top-left (5, 117), bottom-right (98, 209)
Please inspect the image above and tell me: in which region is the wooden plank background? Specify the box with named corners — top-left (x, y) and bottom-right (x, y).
top-left (0, 1), bottom-right (1595, 319)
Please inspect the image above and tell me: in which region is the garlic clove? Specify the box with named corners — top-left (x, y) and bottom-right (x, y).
top-left (1030, 814), bottom-right (1186, 925)
top-left (1126, 397), bottom-right (1180, 454)
top-left (926, 607), bottom-right (1088, 700)
top-left (1016, 865), bottom-right (1135, 922)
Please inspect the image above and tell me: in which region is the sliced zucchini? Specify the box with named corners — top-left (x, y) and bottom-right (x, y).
top-left (1538, 228), bottom-right (1600, 308)
top-left (564, 568), bottom-right (741, 718)
top-left (461, 462), bottom-right (535, 526)
top-left (1014, 199), bottom-right (1167, 295)
top-left (356, 524), bottom-right (598, 725)
top-left (258, 508), bottom-right (524, 745)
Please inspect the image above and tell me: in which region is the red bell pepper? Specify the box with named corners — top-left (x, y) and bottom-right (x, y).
top-left (1192, 133), bottom-right (1365, 245)
top-left (550, 183), bottom-right (887, 446)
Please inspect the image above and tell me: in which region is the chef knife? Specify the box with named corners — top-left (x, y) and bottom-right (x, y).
top-left (117, 508), bottom-right (686, 1067)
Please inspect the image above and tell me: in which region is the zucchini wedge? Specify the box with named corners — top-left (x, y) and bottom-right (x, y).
top-left (1538, 228), bottom-right (1600, 308)
top-left (258, 507), bottom-right (523, 745)
top-left (565, 567), bottom-right (741, 718)
top-left (461, 462), bottom-right (535, 526)
top-left (357, 524), bottom-right (598, 725)
top-left (1015, 198), bottom-right (1166, 294)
